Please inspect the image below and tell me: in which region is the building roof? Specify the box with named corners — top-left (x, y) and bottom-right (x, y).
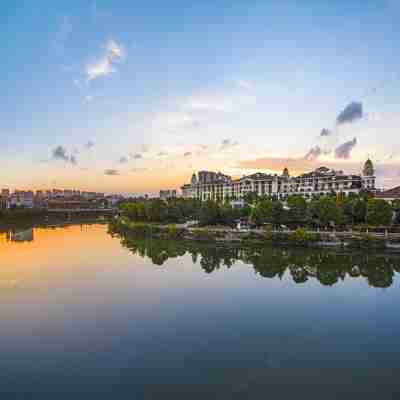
top-left (240, 172), bottom-right (275, 181)
top-left (375, 186), bottom-right (400, 199)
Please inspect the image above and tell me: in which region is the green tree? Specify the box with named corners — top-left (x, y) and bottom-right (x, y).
top-left (198, 200), bottom-right (220, 226)
top-left (286, 195), bottom-right (308, 225)
top-left (219, 202), bottom-right (239, 226)
top-left (366, 198), bottom-right (393, 226)
top-left (243, 191), bottom-right (259, 205)
top-left (251, 199), bottom-right (284, 227)
top-left (392, 200), bottom-right (400, 224)
top-left (309, 196), bottom-right (341, 228)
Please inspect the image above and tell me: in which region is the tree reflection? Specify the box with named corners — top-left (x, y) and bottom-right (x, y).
top-left (109, 227), bottom-right (400, 289)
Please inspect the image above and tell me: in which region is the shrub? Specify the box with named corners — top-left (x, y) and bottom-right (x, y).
top-left (263, 224), bottom-right (273, 241)
top-left (347, 234), bottom-right (386, 249)
top-left (288, 228), bottom-right (317, 246)
top-left (164, 224), bottom-right (184, 239)
top-left (191, 228), bottom-right (215, 241)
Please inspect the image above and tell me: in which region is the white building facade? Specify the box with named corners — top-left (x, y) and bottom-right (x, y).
top-left (181, 160), bottom-right (376, 202)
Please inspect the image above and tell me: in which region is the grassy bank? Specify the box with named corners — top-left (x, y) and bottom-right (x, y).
top-left (109, 218), bottom-right (400, 251)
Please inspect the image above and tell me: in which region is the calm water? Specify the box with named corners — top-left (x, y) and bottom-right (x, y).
top-left (1, 224), bottom-right (400, 398)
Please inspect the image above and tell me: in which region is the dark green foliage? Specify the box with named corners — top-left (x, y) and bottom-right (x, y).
top-left (243, 191), bottom-right (259, 205)
top-left (250, 199), bottom-right (284, 227)
top-left (366, 198), bottom-right (393, 226)
top-left (119, 198), bottom-right (200, 224)
top-left (288, 228), bottom-right (318, 246)
top-left (286, 195), bottom-right (308, 225)
top-left (117, 193), bottom-right (397, 228)
top-left (309, 196), bottom-right (343, 227)
top-left (119, 198), bottom-right (245, 226)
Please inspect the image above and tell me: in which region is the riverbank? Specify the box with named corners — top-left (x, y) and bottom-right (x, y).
top-left (0, 215), bottom-right (111, 233)
top-left (109, 219), bottom-right (400, 251)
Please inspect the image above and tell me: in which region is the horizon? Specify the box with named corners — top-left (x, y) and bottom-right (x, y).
top-left (1, 159), bottom-right (380, 197)
top-left (2, 1), bottom-right (400, 194)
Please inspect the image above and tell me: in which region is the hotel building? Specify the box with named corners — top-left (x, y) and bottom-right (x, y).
top-left (181, 159), bottom-right (376, 202)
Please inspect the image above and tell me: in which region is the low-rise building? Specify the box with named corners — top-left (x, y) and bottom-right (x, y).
top-left (159, 190), bottom-right (177, 200)
top-left (374, 186), bottom-right (400, 203)
top-left (9, 191), bottom-right (34, 208)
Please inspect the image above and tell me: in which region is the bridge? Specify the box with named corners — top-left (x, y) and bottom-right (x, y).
top-left (46, 208), bottom-right (117, 213)
top-left (46, 208), bottom-right (118, 212)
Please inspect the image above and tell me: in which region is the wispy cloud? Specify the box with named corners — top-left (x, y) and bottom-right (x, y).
top-left (104, 169), bottom-right (120, 176)
top-left (84, 95), bottom-right (94, 103)
top-left (85, 140), bottom-right (95, 149)
top-left (86, 39), bottom-right (125, 82)
top-left (220, 138), bottom-right (239, 151)
top-left (131, 167), bottom-right (148, 173)
top-left (334, 138), bottom-right (357, 159)
top-left (70, 155), bottom-right (78, 165)
top-left (304, 146), bottom-right (323, 161)
top-left (183, 151), bottom-right (192, 157)
top-left (119, 156), bottom-right (128, 164)
top-left (320, 128), bottom-right (332, 137)
top-left (130, 153), bottom-right (143, 160)
top-left (237, 80), bottom-right (253, 90)
top-left (185, 96), bottom-right (234, 113)
top-left (150, 111), bottom-right (201, 134)
top-left (183, 90), bottom-right (256, 114)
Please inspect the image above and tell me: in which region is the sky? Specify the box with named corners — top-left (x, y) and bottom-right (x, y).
top-left (1, 0), bottom-right (400, 195)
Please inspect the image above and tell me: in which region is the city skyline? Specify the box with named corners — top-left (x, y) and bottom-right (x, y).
top-left (2, 1), bottom-right (400, 195)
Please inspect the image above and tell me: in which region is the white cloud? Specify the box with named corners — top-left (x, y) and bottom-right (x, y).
top-left (86, 57), bottom-right (115, 81)
top-left (151, 111), bottom-right (199, 131)
top-left (106, 39), bottom-right (124, 58)
top-left (86, 39), bottom-right (125, 82)
top-left (237, 80), bottom-right (253, 90)
top-left (84, 95), bottom-right (94, 103)
top-left (183, 91), bottom-right (256, 113)
top-left (184, 96), bottom-right (235, 113)
top-left (73, 78), bottom-right (82, 88)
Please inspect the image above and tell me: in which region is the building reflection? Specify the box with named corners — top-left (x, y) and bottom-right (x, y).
top-left (0, 228), bottom-right (35, 243)
top-left (9, 228), bottom-right (34, 242)
top-left (110, 228), bottom-right (400, 289)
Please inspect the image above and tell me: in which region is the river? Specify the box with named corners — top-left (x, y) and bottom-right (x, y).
top-left (1, 223), bottom-right (400, 398)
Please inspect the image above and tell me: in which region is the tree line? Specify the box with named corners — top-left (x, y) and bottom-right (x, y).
top-left (119, 198), bottom-right (250, 226)
top-left (118, 192), bottom-right (400, 228)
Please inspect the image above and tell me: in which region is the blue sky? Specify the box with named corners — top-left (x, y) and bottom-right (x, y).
top-left (1, 0), bottom-right (400, 194)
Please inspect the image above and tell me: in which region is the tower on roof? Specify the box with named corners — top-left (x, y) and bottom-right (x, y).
top-left (363, 158), bottom-right (374, 176)
top-left (282, 167), bottom-right (289, 178)
top-left (191, 173), bottom-right (198, 185)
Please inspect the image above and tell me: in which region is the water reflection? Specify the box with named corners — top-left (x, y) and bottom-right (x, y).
top-left (110, 231), bottom-right (400, 289)
top-left (1, 223), bottom-right (400, 398)
top-left (10, 228), bottom-right (34, 242)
